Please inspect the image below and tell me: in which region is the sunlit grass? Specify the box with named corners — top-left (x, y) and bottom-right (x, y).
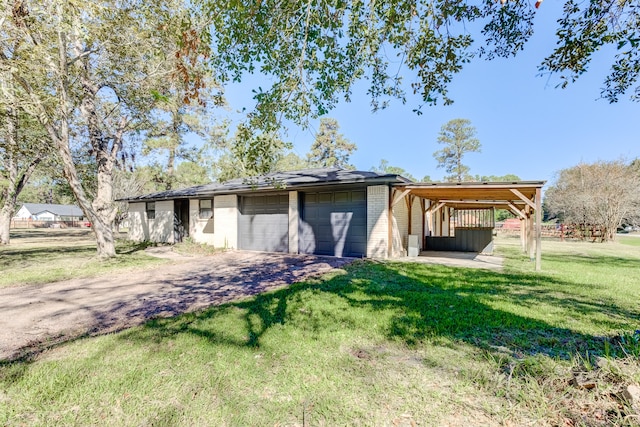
top-left (619, 235), bottom-right (640, 247)
top-left (1, 235), bottom-right (639, 425)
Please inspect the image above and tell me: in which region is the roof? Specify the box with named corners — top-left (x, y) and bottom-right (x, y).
top-left (122, 168), bottom-right (410, 202)
top-left (393, 181), bottom-right (546, 209)
top-left (21, 203), bottom-right (84, 217)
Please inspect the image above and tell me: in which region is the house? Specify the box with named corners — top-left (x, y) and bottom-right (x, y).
top-left (124, 168), bottom-right (545, 264)
top-left (14, 203), bottom-right (84, 222)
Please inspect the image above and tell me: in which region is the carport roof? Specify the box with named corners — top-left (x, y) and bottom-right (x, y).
top-left (122, 168), bottom-right (410, 202)
top-left (392, 181), bottom-right (546, 209)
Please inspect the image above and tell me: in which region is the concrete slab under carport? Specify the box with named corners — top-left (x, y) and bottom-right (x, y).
top-left (393, 251), bottom-right (503, 270)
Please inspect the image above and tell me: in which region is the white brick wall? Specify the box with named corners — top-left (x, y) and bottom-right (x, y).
top-left (189, 199), bottom-right (216, 245)
top-left (213, 195), bottom-right (238, 249)
top-left (288, 191), bottom-right (299, 254)
top-left (411, 197), bottom-right (424, 250)
top-left (127, 202), bottom-right (147, 242)
top-left (144, 200), bottom-right (174, 243)
top-left (366, 185), bottom-right (389, 258)
top-left (391, 193), bottom-right (409, 257)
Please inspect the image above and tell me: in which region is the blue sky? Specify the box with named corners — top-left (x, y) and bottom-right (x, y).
top-left (219, 3), bottom-right (638, 184)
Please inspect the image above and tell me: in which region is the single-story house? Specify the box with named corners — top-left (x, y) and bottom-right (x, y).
top-left (124, 168), bottom-right (546, 268)
top-left (14, 203), bottom-right (84, 221)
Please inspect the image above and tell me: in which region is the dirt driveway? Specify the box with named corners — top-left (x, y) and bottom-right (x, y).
top-left (0, 251), bottom-right (350, 361)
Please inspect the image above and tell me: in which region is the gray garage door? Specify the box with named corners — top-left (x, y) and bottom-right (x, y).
top-left (299, 190), bottom-right (366, 257)
top-left (238, 194), bottom-right (289, 252)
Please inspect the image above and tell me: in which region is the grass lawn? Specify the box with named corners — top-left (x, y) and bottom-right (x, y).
top-left (0, 229), bottom-right (167, 287)
top-left (619, 235), bottom-right (640, 247)
top-left (1, 236), bottom-right (639, 426)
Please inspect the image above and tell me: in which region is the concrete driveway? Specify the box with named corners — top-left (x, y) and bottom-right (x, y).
top-left (0, 251), bottom-right (350, 361)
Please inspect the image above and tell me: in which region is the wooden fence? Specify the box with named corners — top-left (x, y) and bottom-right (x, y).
top-left (10, 219), bottom-right (89, 229)
top-left (495, 222), bottom-right (609, 242)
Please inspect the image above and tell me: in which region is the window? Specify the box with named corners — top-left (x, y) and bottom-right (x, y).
top-left (199, 199), bottom-right (213, 219)
top-left (146, 202), bottom-right (155, 219)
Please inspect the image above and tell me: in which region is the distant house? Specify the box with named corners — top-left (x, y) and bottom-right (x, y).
top-left (14, 203), bottom-right (84, 221)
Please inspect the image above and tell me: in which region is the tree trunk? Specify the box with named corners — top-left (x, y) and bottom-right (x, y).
top-left (0, 205), bottom-right (12, 245)
top-left (0, 107), bottom-right (42, 245)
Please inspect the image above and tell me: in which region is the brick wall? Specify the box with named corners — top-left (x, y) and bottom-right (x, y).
top-left (411, 197), bottom-right (424, 250)
top-left (149, 200), bottom-right (174, 243)
top-left (288, 191), bottom-right (299, 254)
top-left (127, 202), bottom-right (147, 242)
top-left (391, 193), bottom-right (409, 257)
top-left (211, 195), bottom-right (238, 249)
top-left (366, 185), bottom-right (389, 258)
top-left (189, 199), bottom-right (216, 245)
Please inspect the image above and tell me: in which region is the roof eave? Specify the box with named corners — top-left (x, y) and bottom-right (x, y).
top-left (121, 174), bottom-right (407, 203)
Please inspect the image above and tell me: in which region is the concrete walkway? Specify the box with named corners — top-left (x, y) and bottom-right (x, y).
top-left (0, 251), bottom-right (349, 361)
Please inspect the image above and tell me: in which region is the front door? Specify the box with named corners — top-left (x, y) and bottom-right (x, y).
top-left (173, 199), bottom-right (190, 243)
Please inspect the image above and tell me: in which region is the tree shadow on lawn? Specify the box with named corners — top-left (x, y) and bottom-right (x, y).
top-left (128, 259), bottom-right (639, 362)
top-left (0, 241), bottom-right (152, 267)
top-left (0, 245), bottom-right (97, 268)
top-left (545, 253), bottom-right (640, 270)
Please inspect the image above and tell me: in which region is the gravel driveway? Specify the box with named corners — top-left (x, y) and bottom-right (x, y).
top-left (0, 250), bottom-right (350, 361)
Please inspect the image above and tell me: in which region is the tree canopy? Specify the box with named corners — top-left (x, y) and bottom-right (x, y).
top-left (203, 0), bottom-right (640, 130)
top-left (371, 159), bottom-right (417, 181)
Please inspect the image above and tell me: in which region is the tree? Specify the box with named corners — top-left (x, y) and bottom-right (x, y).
top-left (545, 160), bottom-right (640, 241)
top-left (1, 0), bottom-right (206, 257)
top-left (275, 152), bottom-right (308, 172)
top-left (142, 79), bottom-right (223, 191)
top-left (0, 106), bottom-right (49, 244)
top-left (433, 119), bottom-right (481, 182)
top-left (210, 125), bottom-right (290, 182)
top-left (203, 0), bottom-right (640, 130)
top-left (371, 159), bottom-right (416, 181)
top-left (473, 174), bottom-right (521, 182)
top-left (307, 118), bottom-right (356, 169)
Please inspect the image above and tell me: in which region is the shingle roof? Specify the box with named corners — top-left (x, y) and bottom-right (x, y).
top-left (22, 203), bottom-right (84, 217)
top-left (122, 168), bottom-right (411, 202)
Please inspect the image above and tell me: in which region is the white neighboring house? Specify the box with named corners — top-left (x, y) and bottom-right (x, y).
top-left (14, 203), bottom-right (84, 222)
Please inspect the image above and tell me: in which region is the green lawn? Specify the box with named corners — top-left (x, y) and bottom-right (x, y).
top-left (1, 236), bottom-right (639, 426)
top-left (619, 235), bottom-right (640, 247)
top-left (0, 229), bottom-right (166, 287)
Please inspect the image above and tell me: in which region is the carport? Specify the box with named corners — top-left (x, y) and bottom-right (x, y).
top-left (390, 181), bottom-right (546, 270)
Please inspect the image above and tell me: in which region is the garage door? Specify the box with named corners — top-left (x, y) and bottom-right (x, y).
top-left (299, 190), bottom-right (366, 257)
top-left (238, 194), bottom-right (289, 252)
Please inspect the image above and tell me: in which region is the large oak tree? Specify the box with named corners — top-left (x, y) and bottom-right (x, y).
top-left (1, 0), bottom-right (208, 257)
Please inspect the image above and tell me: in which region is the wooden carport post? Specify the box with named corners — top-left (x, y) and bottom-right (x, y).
top-left (535, 187), bottom-right (542, 271)
top-left (528, 208), bottom-right (534, 260)
top-left (520, 216), bottom-right (527, 252)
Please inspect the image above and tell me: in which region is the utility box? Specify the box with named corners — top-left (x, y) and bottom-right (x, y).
top-left (408, 235), bottom-right (419, 257)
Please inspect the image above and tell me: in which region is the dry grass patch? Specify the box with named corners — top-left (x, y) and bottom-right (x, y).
top-left (0, 229), bottom-right (166, 287)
